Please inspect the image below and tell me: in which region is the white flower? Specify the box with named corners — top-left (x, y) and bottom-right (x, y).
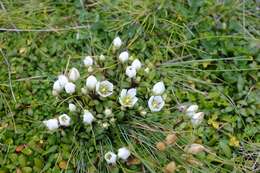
top-left (58, 114), bottom-right (71, 127)
top-left (96, 80), bottom-right (113, 97)
top-left (83, 110), bottom-right (94, 124)
top-left (68, 67), bottom-right (80, 82)
top-left (104, 151), bottom-right (117, 164)
top-left (119, 88), bottom-right (138, 107)
top-left (131, 59), bottom-right (142, 70)
top-left (102, 122), bottom-right (109, 129)
top-left (118, 51), bottom-right (129, 63)
top-left (53, 80), bottom-right (63, 92)
top-left (58, 75), bottom-right (68, 87)
top-left (186, 104), bottom-right (199, 117)
top-left (43, 118), bottom-right (59, 130)
top-left (104, 108), bottom-right (112, 116)
top-left (191, 112), bottom-right (204, 125)
top-left (113, 36), bottom-right (122, 48)
top-left (118, 147), bottom-right (131, 160)
top-left (83, 56), bottom-right (93, 67)
top-left (65, 82), bottom-right (76, 94)
top-left (125, 66), bottom-right (136, 78)
top-left (69, 103), bottom-right (76, 112)
top-left (152, 81), bottom-right (165, 95)
top-left (148, 96), bottom-right (165, 112)
top-left (86, 75), bottom-right (98, 90)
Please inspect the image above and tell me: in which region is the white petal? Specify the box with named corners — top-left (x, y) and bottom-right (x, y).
top-left (53, 80), bottom-right (63, 92)
top-left (127, 88), bottom-right (136, 97)
top-left (120, 89), bottom-right (127, 98)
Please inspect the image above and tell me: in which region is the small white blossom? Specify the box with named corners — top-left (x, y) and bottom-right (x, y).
top-left (113, 36), bottom-right (122, 48)
top-left (152, 81), bottom-right (165, 95)
top-left (64, 82), bottom-right (76, 94)
top-left (118, 147), bottom-right (131, 160)
top-left (69, 103), bottom-right (76, 112)
top-left (53, 80), bottom-right (63, 92)
top-left (186, 105), bottom-right (199, 117)
top-left (43, 118), bottom-right (59, 130)
top-left (68, 67), bottom-right (80, 82)
top-left (191, 112), bottom-right (204, 125)
top-left (125, 66), bottom-right (136, 78)
top-left (83, 56), bottom-right (93, 67)
top-left (104, 108), bottom-right (112, 116)
top-left (96, 80), bottom-right (113, 97)
top-left (131, 59), bottom-right (142, 70)
top-left (58, 114), bottom-right (71, 127)
top-left (83, 110), bottom-right (94, 124)
top-left (105, 151), bottom-right (117, 164)
top-left (148, 96), bottom-right (165, 112)
top-left (118, 51), bottom-right (129, 63)
top-left (86, 75), bottom-right (98, 90)
top-left (58, 75), bottom-right (68, 87)
top-left (119, 88), bottom-right (138, 108)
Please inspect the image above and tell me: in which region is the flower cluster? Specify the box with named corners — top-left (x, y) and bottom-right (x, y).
top-left (43, 36), bottom-right (205, 167)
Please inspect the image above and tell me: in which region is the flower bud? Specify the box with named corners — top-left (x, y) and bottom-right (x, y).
top-left (81, 87), bottom-right (88, 94)
top-left (125, 66), bottom-right (136, 78)
top-left (43, 118), bottom-right (59, 130)
top-left (152, 81), bottom-right (165, 95)
top-left (113, 36), bottom-right (122, 48)
top-left (165, 134), bottom-right (177, 145)
top-left (131, 59), bottom-right (142, 70)
top-left (144, 67), bottom-right (150, 73)
top-left (99, 54), bottom-right (105, 61)
top-left (119, 51), bottom-right (129, 63)
top-left (118, 147), bottom-right (131, 160)
top-left (102, 122), bottom-right (109, 129)
top-left (58, 114), bottom-right (71, 127)
top-left (104, 108), bottom-right (112, 116)
top-left (87, 66), bottom-right (94, 73)
top-left (68, 67), bottom-right (80, 82)
top-left (69, 103), bottom-right (76, 112)
top-left (105, 151), bottom-right (117, 164)
top-left (164, 161), bottom-right (176, 173)
top-left (186, 144), bottom-right (205, 154)
top-left (64, 82), bottom-right (76, 94)
top-left (83, 110), bottom-right (94, 124)
top-left (156, 141), bottom-right (166, 151)
top-left (86, 75), bottom-right (98, 90)
top-left (52, 90), bottom-right (59, 96)
top-left (83, 56), bottom-right (93, 67)
top-left (53, 80), bottom-right (63, 92)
